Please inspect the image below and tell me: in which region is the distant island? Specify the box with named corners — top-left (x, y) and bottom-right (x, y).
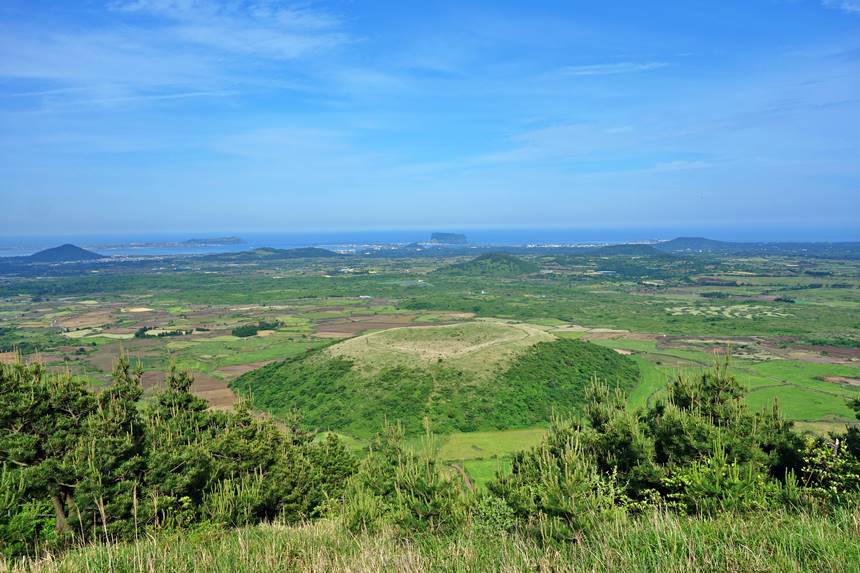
top-left (92, 237), bottom-right (246, 249)
top-left (430, 232), bottom-right (467, 244)
top-left (181, 237), bottom-right (245, 246)
top-left (25, 244), bottom-right (104, 263)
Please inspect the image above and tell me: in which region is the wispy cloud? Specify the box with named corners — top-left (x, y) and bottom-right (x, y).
top-left (822, 1), bottom-right (860, 14)
top-left (558, 62), bottom-right (670, 77)
top-left (0, 1), bottom-right (350, 108)
top-left (0, 28), bottom-right (217, 96)
top-left (111, 0), bottom-right (348, 60)
top-left (650, 160), bottom-right (713, 172)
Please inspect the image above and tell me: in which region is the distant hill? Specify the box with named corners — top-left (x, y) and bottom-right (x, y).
top-left (26, 244), bottom-right (104, 263)
top-left (654, 237), bottom-right (860, 258)
top-left (592, 244), bottom-right (670, 257)
top-left (430, 232), bottom-right (467, 244)
top-left (655, 237), bottom-right (731, 253)
top-left (231, 323), bottom-right (639, 436)
top-left (442, 253), bottom-right (539, 276)
top-left (206, 246), bottom-right (342, 261)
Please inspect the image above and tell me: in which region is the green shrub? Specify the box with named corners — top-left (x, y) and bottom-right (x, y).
top-left (662, 446), bottom-right (777, 515)
top-left (470, 494), bottom-right (516, 538)
top-left (231, 321), bottom-right (282, 338)
top-left (0, 468), bottom-right (56, 558)
top-left (799, 437), bottom-right (860, 505)
top-left (201, 472), bottom-right (266, 527)
top-left (393, 452), bottom-right (465, 534)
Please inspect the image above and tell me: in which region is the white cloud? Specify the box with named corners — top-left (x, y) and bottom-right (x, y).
top-left (111, 0), bottom-right (348, 60)
top-left (0, 29), bottom-right (216, 93)
top-left (0, 1), bottom-right (351, 108)
top-left (822, 1), bottom-right (860, 14)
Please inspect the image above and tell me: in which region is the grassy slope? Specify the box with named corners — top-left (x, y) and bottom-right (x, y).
top-left (231, 328), bottom-right (639, 437)
top-left (15, 510), bottom-right (860, 573)
top-left (441, 253), bottom-right (539, 276)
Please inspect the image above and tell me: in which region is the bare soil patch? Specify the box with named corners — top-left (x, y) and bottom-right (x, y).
top-left (102, 328), bottom-right (137, 335)
top-left (214, 360), bottom-right (277, 379)
top-left (32, 354), bottom-right (64, 365)
top-left (141, 370), bottom-right (236, 409)
top-left (0, 352), bottom-right (18, 364)
top-left (315, 314), bottom-right (419, 336)
top-left (140, 371), bottom-right (165, 389)
top-left (87, 339), bottom-right (162, 372)
top-left (759, 339), bottom-right (860, 364)
top-left (191, 373), bottom-right (237, 410)
top-left (315, 331), bottom-right (353, 339)
top-left (58, 310), bottom-right (114, 329)
top-left (822, 376), bottom-right (860, 387)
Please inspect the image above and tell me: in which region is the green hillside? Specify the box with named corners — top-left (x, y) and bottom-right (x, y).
top-left (441, 253), bottom-right (539, 276)
top-left (591, 243), bottom-right (671, 257)
top-left (230, 325), bottom-right (638, 436)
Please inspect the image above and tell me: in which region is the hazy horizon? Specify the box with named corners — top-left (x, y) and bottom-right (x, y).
top-left (2, 1), bottom-right (859, 234)
top-left (1, 223), bottom-right (858, 259)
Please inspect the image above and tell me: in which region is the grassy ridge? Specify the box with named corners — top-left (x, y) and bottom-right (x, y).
top-left (231, 338), bottom-right (639, 437)
top-left (14, 509), bottom-right (859, 573)
top-left (440, 253), bottom-right (539, 276)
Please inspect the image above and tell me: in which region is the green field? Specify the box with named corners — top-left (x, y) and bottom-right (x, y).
top-left (2, 249), bottom-right (858, 485)
top-left (2, 247), bottom-right (860, 569)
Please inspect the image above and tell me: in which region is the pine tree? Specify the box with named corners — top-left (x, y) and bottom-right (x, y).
top-left (0, 362), bottom-right (94, 536)
top-left (72, 356), bottom-right (145, 539)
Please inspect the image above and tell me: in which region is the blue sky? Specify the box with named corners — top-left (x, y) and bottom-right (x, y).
top-left (1, 0), bottom-right (859, 237)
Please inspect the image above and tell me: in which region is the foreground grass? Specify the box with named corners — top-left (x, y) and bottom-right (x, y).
top-left (6, 509), bottom-right (858, 573)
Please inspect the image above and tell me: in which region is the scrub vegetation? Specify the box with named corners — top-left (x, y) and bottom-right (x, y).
top-left (2, 358), bottom-right (859, 571)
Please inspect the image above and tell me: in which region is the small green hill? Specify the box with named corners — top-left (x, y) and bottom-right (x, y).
top-left (592, 244), bottom-right (671, 257)
top-left (231, 324), bottom-right (638, 437)
top-left (442, 253), bottom-right (539, 276)
top-left (26, 244), bottom-right (103, 263)
top-left (256, 247), bottom-right (340, 258)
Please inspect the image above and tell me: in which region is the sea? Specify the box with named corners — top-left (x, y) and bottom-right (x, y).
top-left (0, 225), bottom-right (856, 258)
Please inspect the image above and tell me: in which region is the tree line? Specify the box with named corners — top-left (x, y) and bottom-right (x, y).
top-left (0, 358), bottom-right (354, 557)
top-left (1, 356), bottom-right (859, 558)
